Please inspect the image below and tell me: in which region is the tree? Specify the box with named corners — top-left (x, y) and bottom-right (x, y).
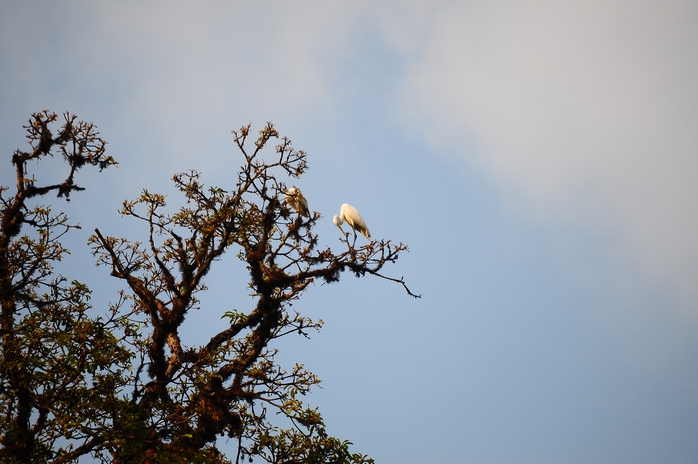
top-left (1, 112), bottom-right (418, 463)
top-left (0, 111), bottom-right (130, 462)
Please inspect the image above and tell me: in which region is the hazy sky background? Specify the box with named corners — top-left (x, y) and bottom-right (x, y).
top-left (1, 1), bottom-right (697, 463)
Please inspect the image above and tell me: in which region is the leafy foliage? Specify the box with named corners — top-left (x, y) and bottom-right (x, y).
top-left (0, 111), bottom-right (129, 463)
top-left (1, 113), bottom-right (416, 463)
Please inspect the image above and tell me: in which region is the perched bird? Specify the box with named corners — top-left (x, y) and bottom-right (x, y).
top-left (333, 203), bottom-right (370, 239)
top-left (284, 187), bottom-right (310, 217)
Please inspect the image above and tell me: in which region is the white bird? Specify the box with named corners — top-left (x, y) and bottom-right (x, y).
top-left (333, 203), bottom-right (370, 239)
top-left (284, 187), bottom-right (310, 217)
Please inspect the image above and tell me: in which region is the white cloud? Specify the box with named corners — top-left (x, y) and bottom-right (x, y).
top-left (391, 0), bottom-right (698, 314)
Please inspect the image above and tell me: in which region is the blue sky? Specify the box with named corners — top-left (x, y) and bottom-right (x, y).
top-left (2, 1), bottom-right (698, 462)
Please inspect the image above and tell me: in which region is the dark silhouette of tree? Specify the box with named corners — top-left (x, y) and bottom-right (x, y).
top-left (1, 113), bottom-right (418, 463)
top-left (0, 111), bottom-right (129, 463)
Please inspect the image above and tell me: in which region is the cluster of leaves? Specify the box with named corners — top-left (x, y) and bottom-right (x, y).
top-left (1, 113), bottom-right (415, 463)
top-left (0, 111), bottom-right (131, 462)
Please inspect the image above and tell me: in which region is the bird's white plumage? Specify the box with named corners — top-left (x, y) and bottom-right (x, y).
top-left (333, 203), bottom-right (370, 239)
top-left (284, 187), bottom-right (310, 217)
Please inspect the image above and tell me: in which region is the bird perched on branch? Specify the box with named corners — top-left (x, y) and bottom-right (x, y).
top-left (333, 203), bottom-right (370, 239)
top-left (284, 187), bottom-right (310, 217)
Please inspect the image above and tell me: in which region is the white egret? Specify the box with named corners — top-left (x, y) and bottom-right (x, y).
top-left (333, 203), bottom-right (370, 239)
top-left (284, 187), bottom-right (310, 217)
